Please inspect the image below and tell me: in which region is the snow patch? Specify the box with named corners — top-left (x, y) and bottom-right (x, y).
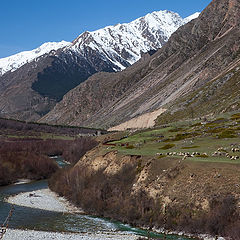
top-left (184, 12), bottom-right (200, 24)
top-left (0, 41), bottom-right (71, 76)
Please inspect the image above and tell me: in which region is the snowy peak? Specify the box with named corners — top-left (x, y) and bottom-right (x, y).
top-left (0, 10), bottom-right (200, 76)
top-left (183, 12), bottom-right (200, 24)
top-left (70, 10), bottom-right (200, 70)
top-left (0, 41), bottom-right (71, 76)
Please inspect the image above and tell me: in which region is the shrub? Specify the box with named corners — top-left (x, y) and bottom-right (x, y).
top-left (126, 145), bottom-right (135, 149)
top-left (231, 113), bottom-right (240, 120)
top-left (160, 144), bottom-right (175, 150)
top-left (0, 137), bottom-right (97, 186)
top-left (181, 146), bottom-right (200, 149)
top-left (218, 130), bottom-right (237, 139)
top-left (172, 133), bottom-right (193, 141)
top-left (168, 128), bottom-right (183, 132)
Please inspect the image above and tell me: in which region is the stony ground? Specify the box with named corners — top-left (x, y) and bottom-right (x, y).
top-left (4, 229), bottom-right (138, 240)
top-left (6, 189), bottom-right (81, 213)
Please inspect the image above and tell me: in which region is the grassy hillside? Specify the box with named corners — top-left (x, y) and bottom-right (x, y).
top-left (105, 112), bottom-right (240, 164)
top-left (49, 112), bottom-right (240, 239)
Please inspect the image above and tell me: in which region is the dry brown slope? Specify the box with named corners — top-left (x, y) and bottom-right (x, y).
top-left (50, 145), bottom-right (240, 238)
top-left (0, 56), bottom-right (57, 121)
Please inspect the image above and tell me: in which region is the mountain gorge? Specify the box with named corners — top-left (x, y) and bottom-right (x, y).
top-left (42, 0), bottom-right (240, 129)
top-left (0, 10), bottom-right (196, 122)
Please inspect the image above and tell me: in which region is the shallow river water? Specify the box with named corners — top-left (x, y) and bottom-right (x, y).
top-left (0, 158), bottom-right (196, 239)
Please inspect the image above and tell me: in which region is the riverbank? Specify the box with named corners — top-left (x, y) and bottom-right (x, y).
top-left (4, 188), bottom-right (140, 240)
top-left (3, 229), bottom-right (138, 240)
top-left (49, 138), bottom-right (240, 239)
top-left (6, 188), bottom-right (81, 213)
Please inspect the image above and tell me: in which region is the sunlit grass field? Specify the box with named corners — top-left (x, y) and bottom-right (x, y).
top-left (104, 112), bottom-right (240, 164)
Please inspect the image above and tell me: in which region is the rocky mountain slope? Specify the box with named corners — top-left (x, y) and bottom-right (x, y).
top-left (42, 0), bottom-right (240, 129)
top-left (0, 11), bottom-right (197, 121)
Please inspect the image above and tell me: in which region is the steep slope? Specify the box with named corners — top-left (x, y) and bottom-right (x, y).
top-left (42, 0), bottom-right (240, 129)
top-left (0, 10), bottom-right (196, 122)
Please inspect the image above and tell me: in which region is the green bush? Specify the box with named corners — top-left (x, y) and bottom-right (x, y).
top-left (172, 133), bottom-right (192, 141)
top-left (231, 113), bottom-right (240, 120)
top-left (206, 127), bottom-right (225, 134)
top-left (160, 144), bottom-right (175, 150)
top-left (218, 130), bottom-right (237, 139)
top-left (168, 128), bottom-right (183, 133)
top-left (191, 122), bottom-right (202, 127)
top-left (126, 145), bottom-right (135, 149)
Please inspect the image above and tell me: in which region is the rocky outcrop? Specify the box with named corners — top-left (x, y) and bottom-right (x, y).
top-left (42, 0), bottom-right (240, 129)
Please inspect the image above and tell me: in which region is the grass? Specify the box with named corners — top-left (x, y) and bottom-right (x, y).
top-left (104, 112), bottom-right (240, 164)
top-left (187, 156), bottom-right (240, 164)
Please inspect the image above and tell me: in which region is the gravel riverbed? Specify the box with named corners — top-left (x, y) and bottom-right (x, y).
top-left (4, 189), bottom-right (138, 240)
top-left (6, 189), bottom-right (81, 213)
top-left (3, 229), bottom-right (138, 240)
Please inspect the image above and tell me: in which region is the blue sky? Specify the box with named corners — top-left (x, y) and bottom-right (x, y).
top-left (0, 0), bottom-right (212, 58)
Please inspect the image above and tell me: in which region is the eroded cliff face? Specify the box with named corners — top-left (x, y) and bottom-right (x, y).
top-left (50, 145), bottom-right (240, 237)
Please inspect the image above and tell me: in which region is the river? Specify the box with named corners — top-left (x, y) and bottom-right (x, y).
top-left (0, 157), bottom-right (196, 239)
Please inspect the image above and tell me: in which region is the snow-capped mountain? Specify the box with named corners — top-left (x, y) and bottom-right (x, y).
top-left (69, 11), bottom-right (200, 71)
top-left (0, 41), bottom-right (71, 76)
top-left (183, 12), bottom-right (201, 24)
top-left (0, 11), bottom-right (199, 76)
top-left (0, 10), bottom-right (200, 122)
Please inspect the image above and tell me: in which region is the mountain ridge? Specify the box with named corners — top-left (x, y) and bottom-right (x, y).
top-left (0, 11), bottom-right (199, 121)
top-left (0, 41), bottom-right (71, 76)
top-left (0, 10), bottom-right (199, 122)
top-left (0, 11), bottom-right (199, 76)
top-left (41, 0), bottom-right (240, 129)
top-left (69, 11), bottom-right (200, 71)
